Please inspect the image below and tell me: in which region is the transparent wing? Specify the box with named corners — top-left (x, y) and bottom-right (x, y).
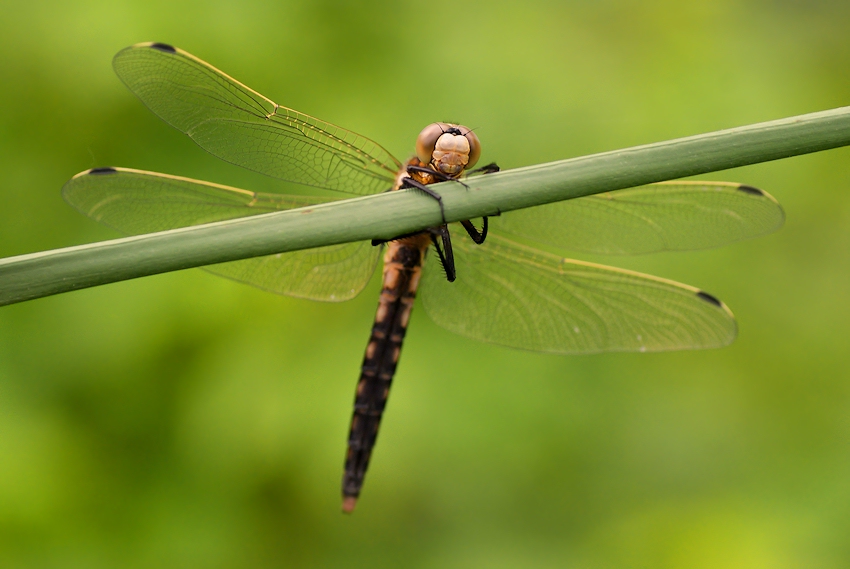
top-left (62, 167), bottom-right (380, 301)
top-left (420, 232), bottom-right (736, 354)
top-left (112, 42), bottom-right (401, 195)
top-left (492, 181), bottom-right (785, 255)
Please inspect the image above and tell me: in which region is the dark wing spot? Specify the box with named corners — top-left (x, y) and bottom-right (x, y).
top-left (737, 185), bottom-right (764, 196)
top-left (149, 43), bottom-right (176, 53)
top-left (88, 167), bottom-right (117, 175)
top-left (696, 291), bottom-right (722, 307)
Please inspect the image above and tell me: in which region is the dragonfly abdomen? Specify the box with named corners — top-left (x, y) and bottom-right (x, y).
top-left (342, 235), bottom-right (429, 513)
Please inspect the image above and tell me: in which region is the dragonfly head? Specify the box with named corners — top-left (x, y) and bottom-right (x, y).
top-left (415, 122), bottom-right (481, 177)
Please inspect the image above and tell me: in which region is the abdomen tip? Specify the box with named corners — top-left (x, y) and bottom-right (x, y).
top-left (342, 496), bottom-right (358, 514)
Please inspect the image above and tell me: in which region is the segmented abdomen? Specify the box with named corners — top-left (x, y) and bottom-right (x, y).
top-left (342, 234), bottom-right (429, 512)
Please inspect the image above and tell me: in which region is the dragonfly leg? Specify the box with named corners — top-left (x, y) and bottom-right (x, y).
top-left (406, 164), bottom-right (452, 181)
top-left (460, 217), bottom-right (488, 244)
top-left (401, 177), bottom-right (446, 223)
top-left (467, 162), bottom-right (500, 175)
top-left (374, 217), bottom-right (485, 249)
top-left (456, 162), bottom-right (497, 243)
top-left (428, 224), bottom-right (456, 282)
top-left (406, 165), bottom-right (470, 190)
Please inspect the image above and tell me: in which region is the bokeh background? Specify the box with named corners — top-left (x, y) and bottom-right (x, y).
top-left (1, 1), bottom-right (849, 567)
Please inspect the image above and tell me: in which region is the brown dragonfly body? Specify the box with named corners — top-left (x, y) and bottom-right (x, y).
top-left (343, 145), bottom-right (485, 512)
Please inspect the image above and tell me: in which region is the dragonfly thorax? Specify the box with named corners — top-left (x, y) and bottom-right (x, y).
top-left (415, 122), bottom-right (481, 177)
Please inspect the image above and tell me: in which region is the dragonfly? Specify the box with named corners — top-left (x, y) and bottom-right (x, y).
top-left (62, 42), bottom-right (785, 513)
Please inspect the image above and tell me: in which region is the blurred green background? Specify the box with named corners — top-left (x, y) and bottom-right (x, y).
top-left (1, 0), bottom-right (849, 567)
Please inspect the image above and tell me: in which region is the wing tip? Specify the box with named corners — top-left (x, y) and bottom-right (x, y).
top-left (696, 288), bottom-right (736, 320)
top-left (697, 289), bottom-right (738, 342)
top-left (129, 41), bottom-right (177, 53)
top-left (737, 184), bottom-right (786, 233)
top-left (117, 42), bottom-right (181, 58)
top-left (73, 167), bottom-right (119, 179)
top-left (737, 184), bottom-right (765, 196)
top-left (696, 290), bottom-right (723, 308)
top-left (149, 42), bottom-right (177, 53)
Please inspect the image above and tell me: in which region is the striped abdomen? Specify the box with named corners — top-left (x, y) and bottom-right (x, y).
top-left (342, 233), bottom-right (430, 513)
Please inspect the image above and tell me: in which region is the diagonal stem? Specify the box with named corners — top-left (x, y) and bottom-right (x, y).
top-left (2, 105), bottom-right (850, 307)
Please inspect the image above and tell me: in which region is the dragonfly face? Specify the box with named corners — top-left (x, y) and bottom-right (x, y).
top-left (415, 122), bottom-right (481, 177)
top-left (62, 42), bottom-right (785, 514)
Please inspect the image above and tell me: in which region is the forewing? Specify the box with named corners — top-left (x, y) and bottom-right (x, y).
top-left (493, 181), bottom-right (785, 254)
top-left (62, 167), bottom-right (380, 301)
top-left (420, 232), bottom-right (736, 354)
top-left (112, 43), bottom-right (401, 195)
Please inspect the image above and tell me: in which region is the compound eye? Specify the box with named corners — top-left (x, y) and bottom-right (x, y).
top-left (462, 128), bottom-right (481, 169)
top-left (415, 123), bottom-right (445, 163)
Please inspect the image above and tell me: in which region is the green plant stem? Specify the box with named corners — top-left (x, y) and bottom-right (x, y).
top-left (2, 105), bottom-right (850, 307)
